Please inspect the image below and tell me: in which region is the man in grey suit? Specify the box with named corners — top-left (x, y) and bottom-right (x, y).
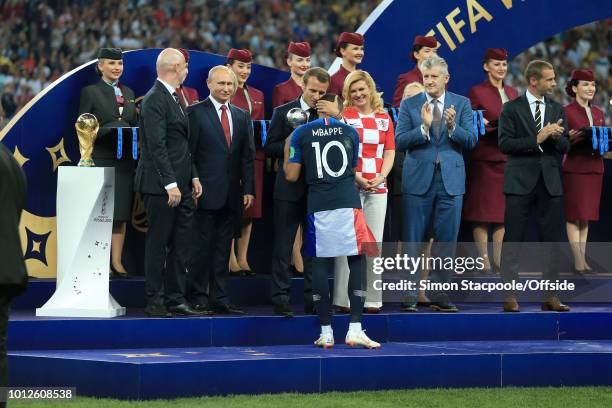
top-left (135, 48), bottom-right (204, 317)
top-left (395, 56), bottom-right (476, 312)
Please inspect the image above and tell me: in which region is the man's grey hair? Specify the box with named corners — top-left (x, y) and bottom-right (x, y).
top-left (419, 56), bottom-right (449, 76)
top-left (207, 65), bottom-right (237, 88)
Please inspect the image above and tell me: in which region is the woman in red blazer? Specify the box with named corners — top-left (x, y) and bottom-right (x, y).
top-left (563, 69), bottom-right (607, 274)
top-left (464, 48), bottom-right (518, 273)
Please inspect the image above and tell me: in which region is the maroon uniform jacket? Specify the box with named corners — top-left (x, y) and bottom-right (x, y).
top-left (468, 80), bottom-right (519, 162)
top-left (392, 67), bottom-right (422, 107)
top-left (272, 77), bottom-right (302, 108)
top-left (329, 65), bottom-right (351, 96)
top-left (231, 84), bottom-right (266, 219)
top-left (175, 85), bottom-right (199, 109)
top-left (562, 100), bottom-right (606, 174)
top-left (231, 85), bottom-right (265, 121)
top-left (231, 84), bottom-right (265, 158)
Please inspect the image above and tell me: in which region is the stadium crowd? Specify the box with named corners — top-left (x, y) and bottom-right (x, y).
top-left (0, 0), bottom-right (378, 126)
top-left (1, 2), bottom-right (609, 127)
top-left (504, 20), bottom-right (610, 117)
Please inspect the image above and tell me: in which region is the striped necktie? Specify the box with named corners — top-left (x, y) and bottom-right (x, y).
top-left (534, 100), bottom-right (542, 132)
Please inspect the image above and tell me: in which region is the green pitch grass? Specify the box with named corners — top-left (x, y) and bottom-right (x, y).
top-left (11, 387), bottom-right (612, 408)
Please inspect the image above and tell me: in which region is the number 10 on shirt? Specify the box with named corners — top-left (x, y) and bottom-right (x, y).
top-left (311, 141), bottom-right (349, 178)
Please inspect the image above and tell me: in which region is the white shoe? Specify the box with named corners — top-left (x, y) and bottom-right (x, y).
top-left (314, 332), bottom-right (335, 349)
top-left (345, 330), bottom-right (381, 349)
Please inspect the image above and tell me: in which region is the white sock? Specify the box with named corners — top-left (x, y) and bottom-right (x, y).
top-left (348, 322), bottom-right (362, 333)
top-left (321, 325), bottom-right (333, 335)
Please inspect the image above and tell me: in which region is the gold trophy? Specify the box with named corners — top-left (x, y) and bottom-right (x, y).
top-left (75, 113), bottom-right (99, 167)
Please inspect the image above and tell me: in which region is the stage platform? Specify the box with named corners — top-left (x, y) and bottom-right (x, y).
top-left (8, 276), bottom-right (612, 399)
top-left (10, 340), bottom-right (612, 399)
top-left (12, 274), bottom-right (612, 309)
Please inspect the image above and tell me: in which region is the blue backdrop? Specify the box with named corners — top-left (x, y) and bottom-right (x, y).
top-left (358, 0), bottom-right (608, 97)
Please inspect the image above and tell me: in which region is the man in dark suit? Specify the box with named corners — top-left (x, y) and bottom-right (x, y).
top-left (187, 65), bottom-right (255, 315)
top-left (135, 48), bottom-right (204, 317)
top-left (498, 60), bottom-right (570, 313)
top-left (395, 56), bottom-right (476, 312)
top-left (0, 143), bottom-right (28, 397)
top-left (265, 67), bottom-right (339, 317)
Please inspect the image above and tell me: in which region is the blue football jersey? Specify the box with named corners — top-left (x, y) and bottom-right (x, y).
top-left (289, 117), bottom-right (361, 213)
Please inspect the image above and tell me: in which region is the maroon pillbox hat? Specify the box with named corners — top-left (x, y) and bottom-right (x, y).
top-left (335, 32), bottom-right (364, 57)
top-left (287, 42), bottom-right (311, 58)
top-left (570, 69), bottom-right (595, 82)
top-left (178, 48), bottom-right (190, 63)
top-left (227, 48), bottom-right (253, 63)
top-left (484, 48), bottom-right (508, 61)
top-left (411, 35), bottom-right (439, 61)
top-left (566, 69), bottom-right (596, 97)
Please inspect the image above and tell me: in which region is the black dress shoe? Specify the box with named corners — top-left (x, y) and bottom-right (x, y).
top-left (241, 269), bottom-right (256, 277)
top-left (430, 301), bottom-right (459, 312)
top-left (192, 304), bottom-right (214, 315)
top-left (229, 268), bottom-right (243, 277)
top-left (110, 264), bottom-right (131, 279)
top-left (145, 305), bottom-right (172, 318)
top-left (211, 303), bottom-right (245, 315)
top-left (168, 303), bottom-right (207, 316)
top-left (273, 303), bottom-right (294, 317)
top-left (400, 302), bottom-right (418, 312)
top-left (303, 305), bottom-right (317, 315)
top-left (334, 305), bottom-right (350, 314)
top-left (290, 265), bottom-right (304, 276)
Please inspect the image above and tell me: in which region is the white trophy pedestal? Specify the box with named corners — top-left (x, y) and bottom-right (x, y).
top-left (36, 166), bottom-right (126, 318)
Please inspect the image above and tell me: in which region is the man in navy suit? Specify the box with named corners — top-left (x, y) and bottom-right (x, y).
top-left (187, 65), bottom-right (255, 315)
top-left (395, 56), bottom-right (476, 312)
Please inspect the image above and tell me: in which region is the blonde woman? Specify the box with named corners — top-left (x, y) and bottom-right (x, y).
top-left (333, 70), bottom-right (395, 313)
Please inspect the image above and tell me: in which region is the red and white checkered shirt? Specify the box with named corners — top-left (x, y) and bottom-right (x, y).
top-left (342, 106), bottom-right (395, 193)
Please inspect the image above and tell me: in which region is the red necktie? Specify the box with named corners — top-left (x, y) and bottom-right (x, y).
top-left (220, 105), bottom-right (231, 147)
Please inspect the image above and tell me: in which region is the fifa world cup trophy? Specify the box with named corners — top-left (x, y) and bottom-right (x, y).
top-left (75, 113), bottom-right (99, 167)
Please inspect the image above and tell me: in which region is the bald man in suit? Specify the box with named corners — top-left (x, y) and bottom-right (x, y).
top-left (135, 48), bottom-right (204, 317)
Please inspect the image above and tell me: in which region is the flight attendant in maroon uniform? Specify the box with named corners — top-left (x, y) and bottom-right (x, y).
top-left (391, 35), bottom-right (439, 107)
top-left (563, 69), bottom-right (607, 274)
top-left (329, 32), bottom-right (364, 96)
top-left (464, 48), bottom-right (518, 273)
top-left (226, 48), bottom-right (265, 276)
top-left (175, 48), bottom-right (199, 108)
top-left (271, 42), bottom-right (311, 108)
